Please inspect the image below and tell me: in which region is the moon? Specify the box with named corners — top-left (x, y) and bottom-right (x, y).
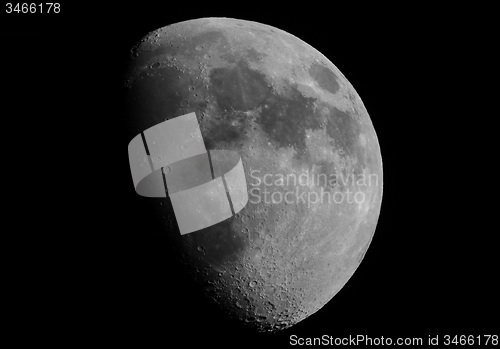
top-left (124, 17), bottom-right (383, 332)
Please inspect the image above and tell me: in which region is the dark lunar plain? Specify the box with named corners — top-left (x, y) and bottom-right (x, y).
top-left (1, 3), bottom-right (497, 347)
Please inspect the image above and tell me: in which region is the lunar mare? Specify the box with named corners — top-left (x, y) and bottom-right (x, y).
top-left (125, 18), bottom-right (383, 331)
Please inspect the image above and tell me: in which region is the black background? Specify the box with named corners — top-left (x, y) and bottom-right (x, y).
top-left (2, 2), bottom-right (497, 347)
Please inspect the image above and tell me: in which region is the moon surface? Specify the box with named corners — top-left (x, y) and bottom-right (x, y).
top-left (124, 17), bottom-right (383, 331)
